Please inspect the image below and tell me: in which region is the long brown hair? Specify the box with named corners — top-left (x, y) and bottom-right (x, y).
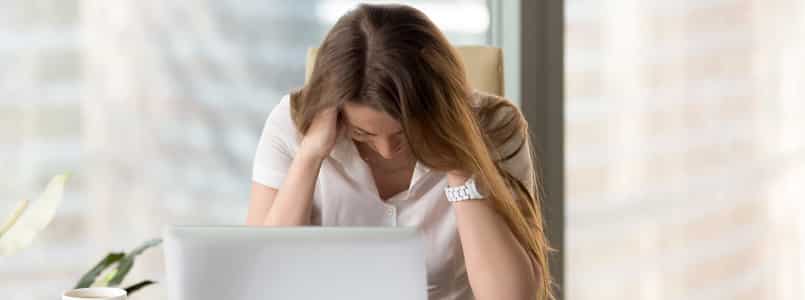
top-left (290, 4), bottom-right (553, 299)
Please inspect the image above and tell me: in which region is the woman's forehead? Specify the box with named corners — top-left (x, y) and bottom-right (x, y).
top-left (342, 102), bottom-right (402, 134)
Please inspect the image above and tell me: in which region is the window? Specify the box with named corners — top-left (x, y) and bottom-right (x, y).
top-left (565, 1), bottom-right (805, 299)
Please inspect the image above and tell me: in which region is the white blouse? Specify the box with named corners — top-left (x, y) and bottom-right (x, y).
top-left (252, 92), bottom-right (533, 300)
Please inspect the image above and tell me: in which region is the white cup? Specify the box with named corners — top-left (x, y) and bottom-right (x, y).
top-left (62, 288), bottom-right (127, 300)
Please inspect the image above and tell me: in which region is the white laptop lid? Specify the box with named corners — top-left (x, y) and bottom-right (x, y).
top-left (163, 226), bottom-right (427, 300)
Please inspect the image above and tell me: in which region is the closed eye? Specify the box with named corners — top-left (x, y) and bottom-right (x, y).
top-left (353, 129), bottom-right (374, 136)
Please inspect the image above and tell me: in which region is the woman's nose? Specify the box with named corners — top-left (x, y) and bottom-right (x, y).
top-left (374, 138), bottom-right (401, 159)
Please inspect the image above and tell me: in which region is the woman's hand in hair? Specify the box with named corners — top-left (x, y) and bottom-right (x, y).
top-left (299, 107), bottom-right (340, 161)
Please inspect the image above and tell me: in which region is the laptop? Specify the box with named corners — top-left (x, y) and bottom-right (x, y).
top-left (163, 226), bottom-right (427, 300)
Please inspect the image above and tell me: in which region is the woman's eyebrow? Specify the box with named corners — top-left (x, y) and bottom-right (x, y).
top-left (350, 124), bottom-right (403, 136)
top-left (350, 124), bottom-right (376, 135)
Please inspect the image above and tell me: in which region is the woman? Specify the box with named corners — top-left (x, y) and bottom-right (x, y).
top-left (246, 4), bottom-right (552, 300)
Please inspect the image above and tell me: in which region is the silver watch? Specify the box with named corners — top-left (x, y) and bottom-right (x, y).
top-left (445, 177), bottom-right (484, 202)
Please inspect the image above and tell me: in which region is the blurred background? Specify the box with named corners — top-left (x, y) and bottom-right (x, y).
top-left (0, 0), bottom-right (803, 299)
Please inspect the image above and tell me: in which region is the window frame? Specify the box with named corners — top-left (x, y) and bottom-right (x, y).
top-left (490, 0), bottom-right (565, 298)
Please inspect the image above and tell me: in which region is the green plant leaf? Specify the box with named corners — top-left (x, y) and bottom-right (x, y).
top-left (124, 280), bottom-right (156, 295)
top-left (94, 267), bottom-right (119, 287)
top-left (127, 238), bottom-right (163, 257)
top-left (74, 252), bottom-right (125, 289)
top-left (107, 238), bottom-right (163, 286)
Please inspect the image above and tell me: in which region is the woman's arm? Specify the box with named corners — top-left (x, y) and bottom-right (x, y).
top-left (246, 183), bottom-right (278, 225)
top-left (448, 172), bottom-right (538, 300)
top-left (246, 151), bottom-right (324, 226)
top-left (246, 107), bottom-right (340, 226)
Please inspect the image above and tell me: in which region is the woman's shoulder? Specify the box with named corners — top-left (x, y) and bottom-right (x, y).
top-left (470, 90), bottom-right (529, 161)
top-left (471, 90), bottom-right (524, 121)
top-left (265, 94), bottom-right (293, 128)
top-left (262, 93), bottom-right (301, 147)
top-left (471, 90), bottom-right (527, 133)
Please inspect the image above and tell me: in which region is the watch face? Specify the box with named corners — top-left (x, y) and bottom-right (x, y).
top-left (465, 178), bottom-right (480, 197)
top-left (467, 178), bottom-right (476, 190)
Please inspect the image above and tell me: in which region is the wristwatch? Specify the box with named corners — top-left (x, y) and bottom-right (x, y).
top-left (444, 177), bottom-right (484, 202)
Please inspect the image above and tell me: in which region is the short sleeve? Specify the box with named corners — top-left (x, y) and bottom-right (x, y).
top-left (476, 91), bottom-right (537, 195)
top-left (499, 135), bottom-right (536, 195)
top-left (252, 94), bottom-right (299, 188)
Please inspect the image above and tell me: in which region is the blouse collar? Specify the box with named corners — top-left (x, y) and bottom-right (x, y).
top-left (329, 135), bottom-right (433, 191)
